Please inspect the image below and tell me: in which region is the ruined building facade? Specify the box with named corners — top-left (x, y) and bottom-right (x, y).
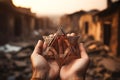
top-left (96, 0), bottom-right (120, 56)
top-left (79, 10), bottom-right (101, 41)
top-left (60, 0), bottom-right (120, 56)
top-left (60, 10), bottom-right (86, 33)
top-left (79, 0), bottom-right (120, 56)
top-left (0, 0), bottom-right (36, 45)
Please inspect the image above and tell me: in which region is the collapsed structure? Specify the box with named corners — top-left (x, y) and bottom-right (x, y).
top-left (0, 0), bottom-right (55, 45)
top-left (0, 0), bottom-right (36, 44)
top-left (60, 0), bottom-right (120, 56)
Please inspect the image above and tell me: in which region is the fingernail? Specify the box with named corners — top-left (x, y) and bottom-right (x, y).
top-left (67, 33), bottom-right (70, 36)
top-left (71, 33), bottom-right (75, 36)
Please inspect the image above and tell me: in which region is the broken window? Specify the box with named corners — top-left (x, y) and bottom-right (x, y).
top-left (103, 24), bottom-right (111, 46)
top-left (85, 22), bottom-right (89, 34)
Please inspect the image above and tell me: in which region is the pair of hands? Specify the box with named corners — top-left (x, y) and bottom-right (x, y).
top-left (31, 33), bottom-right (90, 80)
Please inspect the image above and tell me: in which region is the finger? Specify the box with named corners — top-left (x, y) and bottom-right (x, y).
top-left (47, 50), bottom-right (54, 56)
top-left (54, 33), bottom-right (57, 36)
top-left (67, 33), bottom-right (71, 37)
top-left (33, 40), bottom-right (43, 54)
top-left (60, 33), bottom-right (69, 49)
top-left (49, 47), bottom-right (57, 56)
top-left (43, 42), bottom-right (48, 50)
top-left (49, 34), bottom-right (54, 38)
top-left (65, 33), bottom-right (71, 46)
top-left (79, 43), bottom-right (88, 58)
top-left (49, 47), bottom-right (60, 66)
top-left (70, 33), bottom-right (76, 36)
top-left (64, 47), bottom-right (71, 58)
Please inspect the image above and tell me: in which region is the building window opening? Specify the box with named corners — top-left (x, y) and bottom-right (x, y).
top-left (85, 22), bottom-right (89, 34)
top-left (103, 24), bottom-right (111, 46)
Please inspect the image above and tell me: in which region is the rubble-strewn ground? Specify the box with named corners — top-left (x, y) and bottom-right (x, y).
top-left (84, 35), bottom-right (120, 80)
top-left (0, 35), bottom-right (120, 80)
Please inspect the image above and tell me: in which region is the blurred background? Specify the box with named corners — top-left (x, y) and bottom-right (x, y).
top-left (0, 0), bottom-right (120, 80)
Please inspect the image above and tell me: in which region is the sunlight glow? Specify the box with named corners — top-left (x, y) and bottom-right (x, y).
top-left (12, 0), bottom-right (107, 15)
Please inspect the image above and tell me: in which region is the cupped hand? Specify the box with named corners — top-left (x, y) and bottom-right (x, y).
top-left (60, 33), bottom-right (90, 80)
top-left (31, 40), bottom-right (60, 80)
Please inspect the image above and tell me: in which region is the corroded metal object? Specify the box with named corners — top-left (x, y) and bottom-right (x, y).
top-left (43, 27), bottom-right (80, 67)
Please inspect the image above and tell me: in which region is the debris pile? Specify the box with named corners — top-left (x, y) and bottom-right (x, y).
top-left (83, 35), bottom-right (120, 80)
top-left (0, 35), bottom-right (120, 80)
top-left (0, 43), bottom-right (34, 80)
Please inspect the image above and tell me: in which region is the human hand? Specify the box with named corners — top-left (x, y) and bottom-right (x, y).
top-left (31, 40), bottom-right (59, 80)
top-left (31, 33), bottom-right (89, 80)
top-left (60, 33), bottom-right (90, 80)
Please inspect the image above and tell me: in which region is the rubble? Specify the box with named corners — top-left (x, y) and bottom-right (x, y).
top-left (84, 35), bottom-right (120, 80)
top-left (0, 42), bottom-right (33, 80)
top-left (0, 35), bottom-right (120, 80)
top-left (0, 44), bottom-right (22, 53)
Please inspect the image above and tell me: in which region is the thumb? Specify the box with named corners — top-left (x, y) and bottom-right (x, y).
top-left (79, 43), bottom-right (88, 58)
top-left (33, 40), bottom-right (43, 54)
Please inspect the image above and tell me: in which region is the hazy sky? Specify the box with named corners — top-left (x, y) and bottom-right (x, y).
top-left (12, 0), bottom-right (107, 16)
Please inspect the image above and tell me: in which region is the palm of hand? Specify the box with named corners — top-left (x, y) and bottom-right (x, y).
top-left (31, 35), bottom-right (89, 80)
top-left (31, 40), bottom-right (60, 79)
top-left (60, 44), bottom-right (89, 80)
top-left (60, 58), bottom-right (89, 80)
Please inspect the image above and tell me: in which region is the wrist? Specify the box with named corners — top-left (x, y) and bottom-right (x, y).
top-left (31, 70), bottom-right (43, 80)
top-left (31, 70), bottom-right (41, 78)
top-left (31, 69), bottom-right (49, 80)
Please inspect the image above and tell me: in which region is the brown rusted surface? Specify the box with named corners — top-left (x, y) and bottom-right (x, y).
top-left (43, 27), bottom-right (80, 67)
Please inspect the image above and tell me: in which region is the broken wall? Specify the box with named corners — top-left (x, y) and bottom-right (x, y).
top-left (0, 0), bottom-right (36, 45)
top-left (79, 14), bottom-right (102, 41)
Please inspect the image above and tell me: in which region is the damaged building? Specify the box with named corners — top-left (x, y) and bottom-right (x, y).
top-left (0, 0), bottom-right (36, 45)
top-left (79, 0), bottom-right (120, 56)
top-left (60, 0), bottom-right (120, 56)
top-left (96, 0), bottom-right (120, 56)
top-left (78, 10), bottom-right (100, 41)
top-left (60, 10), bottom-right (86, 33)
top-left (35, 17), bottom-right (56, 35)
